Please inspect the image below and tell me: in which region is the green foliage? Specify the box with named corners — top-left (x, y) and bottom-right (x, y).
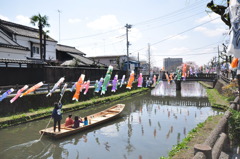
top-left (29, 109), bottom-right (34, 112)
top-left (206, 88), bottom-right (229, 110)
top-left (222, 80), bottom-right (238, 102)
top-left (229, 109), bottom-right (240, 144)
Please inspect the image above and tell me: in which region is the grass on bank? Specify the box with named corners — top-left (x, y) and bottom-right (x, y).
top-left (199, 81), bottom-right (231, 110)
top-left (0, 88), bottom-right (149, 129)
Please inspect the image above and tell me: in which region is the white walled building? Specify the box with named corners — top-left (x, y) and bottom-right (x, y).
top-left (0, 19), bottom-right (57, 61)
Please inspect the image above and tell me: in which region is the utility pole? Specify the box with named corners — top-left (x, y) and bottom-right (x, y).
top-left (137, 52), bottom-right (139, 76)
top-left (148, 43), bottom-right (151, 76)
top-left (138, 52), bottom-right (139, 62)
top-left (58, 10), bottom-right (61, 43)
top-left (217, 45), bottom-right (220, 79)
top-left (125, 24), bottom-right (132, 77)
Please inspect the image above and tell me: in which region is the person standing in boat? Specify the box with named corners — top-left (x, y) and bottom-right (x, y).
top-left (52, 102), bottom-right (62, 132)
top-left (65, 114), bottom-right (74, 128)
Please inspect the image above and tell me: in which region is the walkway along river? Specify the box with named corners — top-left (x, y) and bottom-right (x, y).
top-left (0, 81), bottom-right (221, 159)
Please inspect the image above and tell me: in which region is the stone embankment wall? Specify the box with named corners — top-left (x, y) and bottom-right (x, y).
top-left (193, 79), bottom-right (239, 159)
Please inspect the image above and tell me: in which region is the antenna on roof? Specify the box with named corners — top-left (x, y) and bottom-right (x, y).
top-left (58, 10), bottom-right (62, 43)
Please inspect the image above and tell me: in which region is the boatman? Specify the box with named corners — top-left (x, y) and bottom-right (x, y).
top-left (52, 102), bottom-right (62, 132)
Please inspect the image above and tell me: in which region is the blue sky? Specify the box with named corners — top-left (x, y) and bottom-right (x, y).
top-left (0, 0), bottom-right (229, 67)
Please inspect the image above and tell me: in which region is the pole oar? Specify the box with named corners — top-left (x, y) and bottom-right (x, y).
top-left (39, 117), bottom-right (52, 141)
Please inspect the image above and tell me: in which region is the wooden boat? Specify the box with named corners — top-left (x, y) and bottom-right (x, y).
top-left (39, 104), bottom-right (125, 139)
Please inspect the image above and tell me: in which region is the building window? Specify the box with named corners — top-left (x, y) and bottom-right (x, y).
top-left (33, 46), bottom-right (39, 54)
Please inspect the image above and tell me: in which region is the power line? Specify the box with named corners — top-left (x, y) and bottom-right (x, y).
top-left (61, 0), bottom-right (209, 41)
top-left (131, 17), bottom-right (220, 53)
top-left (151, 52), bottom-right (217, 56)
top-left (139, 11), bottom-right (205, 32)
top-left (61, 27), bottom-right (124, 41)
top-left (134, 0), bottom-right (208, 26)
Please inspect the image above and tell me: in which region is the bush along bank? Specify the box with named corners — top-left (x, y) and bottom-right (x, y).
top-left (229, 108), bottom-right (240, 146)
top-left (0, 87), bottom-right (149, 129)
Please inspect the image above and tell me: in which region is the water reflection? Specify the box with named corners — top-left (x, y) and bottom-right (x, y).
top-left (151, 81), bottom-right (207, 97)
top-left (0, 82), bottom-right (220, 159)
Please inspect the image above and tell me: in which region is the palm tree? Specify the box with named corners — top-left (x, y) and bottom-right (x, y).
top-left (30, 14), bottom-right (50, 60)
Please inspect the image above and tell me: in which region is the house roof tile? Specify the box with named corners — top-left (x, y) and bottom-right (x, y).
top-left (0, 43), bottom-right (29, 51)
top-left (0, 58), bottom-right (47, 64)
top-left (0, 19), bottom-right (56, 42)
top-left (56, 44), bottom-right (86, 55)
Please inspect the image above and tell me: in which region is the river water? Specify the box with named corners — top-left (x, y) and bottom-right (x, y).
top-left (0, 81), bottom-right (220, 159)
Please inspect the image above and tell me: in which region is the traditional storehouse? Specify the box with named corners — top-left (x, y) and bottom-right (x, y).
top-left (0, 19), bottom-right (57, 63)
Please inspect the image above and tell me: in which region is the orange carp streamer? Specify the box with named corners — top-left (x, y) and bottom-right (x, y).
top-left (126, 71), bottom-right (135, 89)
top-left (72, 74), bottom-right (85, 101)
top-left (20, 82), bottom-right (43, 97)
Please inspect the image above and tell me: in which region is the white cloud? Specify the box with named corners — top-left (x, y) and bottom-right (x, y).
top-left (194, 26), bottom-right (227, 37)
top-left (87, 15), bottom-right (120, 30)
top-left (169, 47), bottom-right (190, 53)
top-left (129, 28), bottom-right (142, 42)
top-left (171, 35), bottom-right (188, 40)
top-left (0, 15), bottom-right (9, 21)
top-left (164, 35), bottom-right (188, 41)
top-left (196, 13), bottom-right (222, 24)
top-left (68, 18), bottom-right (81, 24)
top-left (15, 15), bottom-right (30, 26)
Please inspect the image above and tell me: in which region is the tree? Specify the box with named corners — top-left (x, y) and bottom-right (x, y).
top-left (30, 14), bottom-right (50, 60)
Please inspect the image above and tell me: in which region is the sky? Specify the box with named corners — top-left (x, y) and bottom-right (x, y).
top-left (0, 0), bottom-right (229, 68)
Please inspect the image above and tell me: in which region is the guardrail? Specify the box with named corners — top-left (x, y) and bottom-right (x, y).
top-left (193, 96), bottom-right (239, 159)
top-left (220, 75), bottom-right (231, 84)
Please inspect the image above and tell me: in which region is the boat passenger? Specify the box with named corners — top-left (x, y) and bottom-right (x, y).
top-left (84, 117), bottom-right (88, 126)
top-left (52, 102), bottom-right (62, 132)
top-left (73, 116), bottom-right (82, 128)
top-left (65, 114), bottom-right (74, 128)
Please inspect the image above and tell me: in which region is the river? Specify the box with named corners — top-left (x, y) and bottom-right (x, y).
top-left (0, 81), bottom-right (220, 159)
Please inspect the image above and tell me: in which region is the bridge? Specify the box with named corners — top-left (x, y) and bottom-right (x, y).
top-left (161, 73), bottom-right (218, 90)
top-left (161, 73), bottom-right (217, 82)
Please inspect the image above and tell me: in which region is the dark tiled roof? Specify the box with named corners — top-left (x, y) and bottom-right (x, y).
top-left (56, 44), bottom-right (86, 56)
top-left (0, 58), bottom-right (47, 64)
top-left (0, 43), bottom-right (29, 51)
top-left (88, 55), bottom-right (127, 58)
top-left (61, 59), bottom-right (86, 66)
top-left (68, 53), bottom-right (105, 66)
top-left (0, 19), bottom-right (56, 42)
top-left (61, 53), bottom-right (105, 67)
top-left (67, 53), bottom-right (94, 65)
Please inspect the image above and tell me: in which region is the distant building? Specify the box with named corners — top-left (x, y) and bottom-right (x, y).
top-left (139, 61), bottom-right (149, 76)
top-left (88, 55), bottom-right (127, 70)
top-left (163, 58), bottom-right (183, 72)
